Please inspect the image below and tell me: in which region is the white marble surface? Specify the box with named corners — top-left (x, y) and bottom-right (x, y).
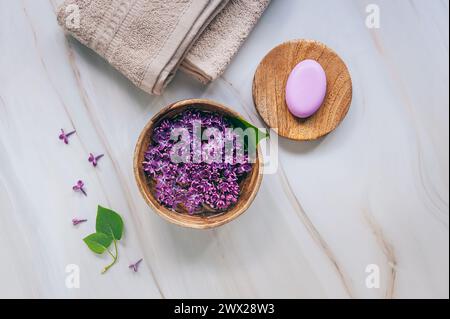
top-left (0, 0), bottom-right (448, 299)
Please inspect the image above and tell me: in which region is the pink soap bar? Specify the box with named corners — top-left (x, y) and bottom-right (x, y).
top-left (285, 59), bottom-right (327, 118)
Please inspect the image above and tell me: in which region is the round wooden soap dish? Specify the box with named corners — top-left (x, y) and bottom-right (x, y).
top-left (253, 39), bottom-right (353, 141)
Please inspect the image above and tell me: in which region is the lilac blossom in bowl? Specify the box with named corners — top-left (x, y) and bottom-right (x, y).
top-left (142, 109), bottom-right (253, 215)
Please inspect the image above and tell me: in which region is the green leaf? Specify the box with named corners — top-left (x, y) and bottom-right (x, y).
top-left (96, 205), bottom-right (124, 240)
top-left (229, 117), bottom-right (270, 157)
top-left (83, 233), bottom-right (112, 254)
top-left (230, 117), bottom-right (270, 146)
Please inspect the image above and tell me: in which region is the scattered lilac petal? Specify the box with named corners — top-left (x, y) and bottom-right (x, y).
top-left (73, 180), bottom-right (87, 196)
top-left (129, 259), bottom-right (143, 272)
top-left (88, 153), bottom-right (104, 167)
top-left (72, 218), bottom-right (87, 226)
top-left (59, 129), bottom-right (76, 145)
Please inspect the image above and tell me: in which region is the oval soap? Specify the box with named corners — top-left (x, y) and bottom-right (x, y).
top-left (285, 59), bottom-right (327, 118)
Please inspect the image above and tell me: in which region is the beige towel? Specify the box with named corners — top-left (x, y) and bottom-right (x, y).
top-left (182, 0), bottom-right (271, 84)
top-left (57, 0), bottom-right (270, 95)
top-left (57, 0), bottom-right (228, 95)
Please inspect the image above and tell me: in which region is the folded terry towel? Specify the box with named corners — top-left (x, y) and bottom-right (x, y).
top-left (58, 0), bottom-right (228, 95)
top-left (57, 0), bottom-right (270, 95)
top-left (181, 0), bottom-right (271, 84)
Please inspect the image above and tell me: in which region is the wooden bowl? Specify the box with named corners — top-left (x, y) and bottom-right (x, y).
top-left (253, 39), bottom-right (353, 141)
top-left (133, 99), bottom-right (263, 229)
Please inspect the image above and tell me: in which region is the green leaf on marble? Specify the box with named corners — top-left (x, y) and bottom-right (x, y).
top-left (96, 205), bottom-right (124, 240)
top-left (82, 205), bottom-right (124, 274)
top-left (83, 232), bottom-right (112, 254)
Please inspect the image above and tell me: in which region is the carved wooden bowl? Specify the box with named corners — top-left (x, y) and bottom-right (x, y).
top-left (134, 99), bottom-right (263, 229)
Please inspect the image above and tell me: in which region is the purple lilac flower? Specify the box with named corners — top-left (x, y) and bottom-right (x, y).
top-left (129, 259), bottom-right (143, 272)
top-left (143, 110), bottom-right (253, 215)
top-left (72, 218), bottom-right (87, 226)
top-left (73, 180), bottom-right (87, 196)
top-left (88, 153), bottom-right (104, 167)
top-left (59, 129), bottom-right (76, 144)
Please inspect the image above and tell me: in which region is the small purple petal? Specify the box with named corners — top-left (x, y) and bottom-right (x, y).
top-left (73, 180), bottom-right (87, 196)
top-left (129, 259), bottom-right (143, 272)
top-left (72, 218), bottom-right (87, 226)
top-left (59, 129), bottom-right (76, 145)
top-left (88, 153), bottom-right (104, 167)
